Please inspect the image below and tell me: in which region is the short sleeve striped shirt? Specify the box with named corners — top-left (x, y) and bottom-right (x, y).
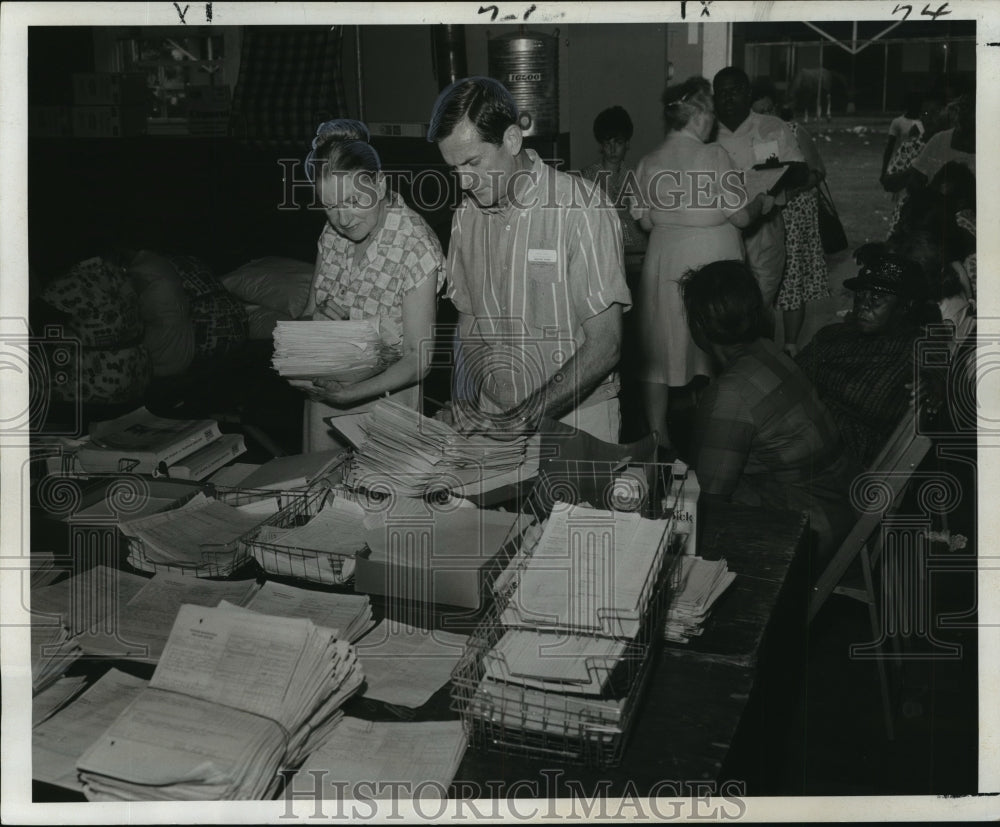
top-left (446, 150), bottom-right (632, 409)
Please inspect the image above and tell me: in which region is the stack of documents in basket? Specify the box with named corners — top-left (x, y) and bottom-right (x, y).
top-left (500, 502), bottom-right (670, 638)
top-left (351, 399), bottom-right (534, 496)
top-left (272, 319), bottom-right (388, 381)
top-left (77, 603), bottom-right (364, 801)
top-left (250, 493), bottom-right (367, 585)
top-left (483, 630), bottom-right (627, 695)
top-left (292, 716), bottom-right (467, 800)
top-left (119, 493), bottom-right (262, 574)
top-left (461, 502), bottom-right (672, 746)
top-left (663, 556), bottom-right (736, 643)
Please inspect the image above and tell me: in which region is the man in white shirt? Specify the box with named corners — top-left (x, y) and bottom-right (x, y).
top-left (713, 67), bottom-right (804, 310)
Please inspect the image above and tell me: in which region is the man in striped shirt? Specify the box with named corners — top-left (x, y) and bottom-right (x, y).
top-left (428, 77), bottom-right (633, 443)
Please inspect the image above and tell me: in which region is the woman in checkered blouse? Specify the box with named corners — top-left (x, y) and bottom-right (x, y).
top-left (292, 119), bottom-right (446, 451)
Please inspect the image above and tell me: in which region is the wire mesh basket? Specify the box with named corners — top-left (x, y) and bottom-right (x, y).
top-left (124, 487), bottom-right (297, 579)
top-left (243, 485), bottom-right (369, 586)
top-left (450, 460), bottom-right (687, 767)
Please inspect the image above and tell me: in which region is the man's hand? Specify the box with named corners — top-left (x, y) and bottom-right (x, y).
top-left (436, 400), bottom-right (533, 442)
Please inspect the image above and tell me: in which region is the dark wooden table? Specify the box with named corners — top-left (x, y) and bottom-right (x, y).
top-left (32, 500), bottom-right (808, 801)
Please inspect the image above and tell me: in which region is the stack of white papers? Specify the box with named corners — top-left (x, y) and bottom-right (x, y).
top-left (250, 495), bottom-right (367, 585)
top-left (30, 565), bottom-right (149, 691)
top-left (351, 399), bottom-right (535, 497)
top-left (292, 716), bottom-right (467, 800)
top-left (34, 669), bottom-right (149, 791)
top-left (73, 571), bottom-right (261, 662)
top-left (31, 565), bottom-right (149, 635)
top-left (461, 503), bottom-right (673, 749)
top-left (119, 493), bottom-right (262, 575)
top-left (356, 621), bottom-right (467, 709)
top-left (467, 677), bottom-right (624, 739)
top-left (484, 630), bottom-right (626, 695)
top-left (664, 556), bottom-right (736, 643)
top-left (501, 502), bottom-right (670, 638)
top-left (272, 320), bottom-right (386, 381)
top-left (77, 603), bottom-right (364, 801)
top-left (33, 675), bottom-right (89, 726)
top-left (240, 581), bottom-right (375, 643)
top-left (236, 449), bottom-right (347, 491)
top-left (31, 622), bottom-right (82, 694)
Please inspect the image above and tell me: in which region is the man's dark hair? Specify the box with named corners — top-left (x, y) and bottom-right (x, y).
top-left (712, 66), bottom-right (751, 92)
top-left (593, 105), bottom-right (634, 143)
top-left (681, 259), bottom-right (766, 346)
top-left (427, 76), bottom-right (519, 145)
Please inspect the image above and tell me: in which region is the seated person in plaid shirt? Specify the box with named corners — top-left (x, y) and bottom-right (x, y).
top-left (681, 260), bottom-right (856, 559)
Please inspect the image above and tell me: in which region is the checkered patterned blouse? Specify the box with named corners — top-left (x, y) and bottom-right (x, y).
top-left (312, 191), bottom-right (445, 337)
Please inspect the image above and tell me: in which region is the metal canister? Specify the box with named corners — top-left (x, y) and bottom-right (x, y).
top-left (487, 30), bottom-right (559, 137)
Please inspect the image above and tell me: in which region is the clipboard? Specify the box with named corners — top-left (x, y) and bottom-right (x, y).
top-left (750, 160), bottom-right (810, 195)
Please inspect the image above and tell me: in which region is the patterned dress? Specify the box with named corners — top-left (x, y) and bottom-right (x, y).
top-left (775, 122), bottom-right (830, 312)
top-left (304, 191), bottom-right (445, 450)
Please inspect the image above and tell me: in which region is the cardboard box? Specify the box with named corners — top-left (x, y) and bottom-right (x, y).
top-left (72, 73), bottom-right (148, 106)
top-left (29, 105), bottom-right (72, 137)
top-left (355, 508), bottom-right (528, 609)
top-left (72, 106), bottom-right (147, 138)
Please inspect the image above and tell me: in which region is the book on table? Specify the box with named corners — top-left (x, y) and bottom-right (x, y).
top-left (76, 603), bottom-right (364, 801)
top-left (74, 407), bottom-right (222, 475)
top-left (164, 433), bottom-right (247, 481)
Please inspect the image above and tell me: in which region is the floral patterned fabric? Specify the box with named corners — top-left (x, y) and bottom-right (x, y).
top-left (41, 257), bottom-right (142, 348)
top-left (51, 345), bottom-right (152, 405)
top-left (168, 255), bottom-right (248, 361)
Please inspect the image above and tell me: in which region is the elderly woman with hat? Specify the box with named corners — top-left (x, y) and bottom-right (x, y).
top-left (795, 244), bottom-right (942, 467)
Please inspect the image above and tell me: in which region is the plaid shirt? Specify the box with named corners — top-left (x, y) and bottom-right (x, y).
top-left (693, 339), bottom-right (855, 555)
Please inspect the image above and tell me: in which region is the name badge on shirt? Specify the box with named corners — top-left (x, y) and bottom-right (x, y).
top-left (528, 248), bottom-right (558, 264)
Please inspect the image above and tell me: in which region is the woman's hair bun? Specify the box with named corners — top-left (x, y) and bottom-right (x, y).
top-left (313, 118), bottom-right (371, 149)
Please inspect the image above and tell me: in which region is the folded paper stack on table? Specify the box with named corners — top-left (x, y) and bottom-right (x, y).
top-left (75, 603), bottom-right (364, 801)
top-left (355, 620), bottom-right (468, 709)
top-left (349, 399), bottom-right (540, 497)
top-left (272, 319), bottom-right (395, 382)
top-left (663, 556), bottom-right (737, 643)
top-left (453, 463), bottom-right (685, 767)
top-left (68, 572), bottom-right (262, 663)
top-left (30, 565), bottom-right (149, 692)
top-left (239, 581), bottom-right (375, 643)
top-left (290, 716), bottom-right (467, 801)
top-left (31, 623), bottom-right (82, 695)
